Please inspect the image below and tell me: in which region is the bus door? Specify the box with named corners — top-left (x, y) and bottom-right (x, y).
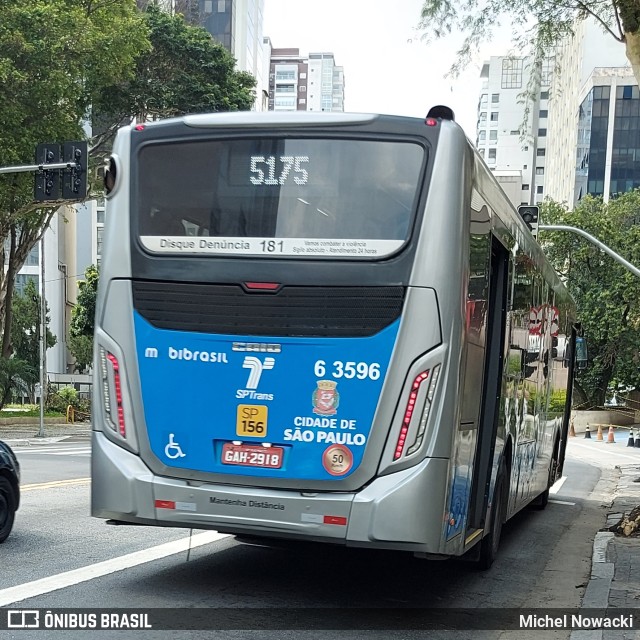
top-left (467, 237), bottom-right (510, 530)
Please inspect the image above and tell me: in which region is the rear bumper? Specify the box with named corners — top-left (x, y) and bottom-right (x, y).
top-left (91, 431), bottom-right (449, 553)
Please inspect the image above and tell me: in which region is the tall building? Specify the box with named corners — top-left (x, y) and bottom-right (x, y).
top-left (268, 48), bottom-right (345, 112)
top-left (176, 0), bottom-right (268, 111)
top-left (476, 56), bottom-right (552, 208)
top-left (307, 53), bottom-right (345, 112)
top-left (545, 19), bottom-right (636, 205)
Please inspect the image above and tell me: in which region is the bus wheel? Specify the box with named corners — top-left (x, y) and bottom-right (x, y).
top-left (477, 462), bottom-right (506, 570)
top-left (532, 449), bottom-right (558, 510)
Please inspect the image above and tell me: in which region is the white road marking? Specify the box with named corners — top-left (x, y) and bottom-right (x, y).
top-left (549, 476), bottom-right (567, 494)
top-left (569, 440), bottom-right (640, 461)
top-left (549, 499), bottom-right (576, 506)
top-left (0, 531), bottom-right (229, 606)
top-left (46, 450), bottom-right (91, 456)
top-left (14, 446), bottom-right (90, 454)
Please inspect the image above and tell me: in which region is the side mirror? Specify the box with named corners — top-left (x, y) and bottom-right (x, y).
top-left (575, 336), bottom-right (588, 370)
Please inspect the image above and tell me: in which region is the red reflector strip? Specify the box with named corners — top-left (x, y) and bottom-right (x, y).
top-left (323, 515), bottom-right (347, 526)
top-left (106, 353), bottom-right (126, 438)
top-left (155, 500), bottom-right (176, 510)
top-left (134, 124), bottom-right (146, 131)
top-left (394, 370), bottom-right (430, 460)
top-left (244, 282), bottom-right (281, 290)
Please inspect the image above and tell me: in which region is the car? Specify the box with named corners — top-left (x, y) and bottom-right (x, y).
top-left (0, 439), bottom-right (20, 542)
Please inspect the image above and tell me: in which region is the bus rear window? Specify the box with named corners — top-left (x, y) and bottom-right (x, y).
top-left (136, 137), bottom-right (424, 259)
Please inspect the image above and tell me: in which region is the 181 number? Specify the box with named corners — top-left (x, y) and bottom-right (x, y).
top-left (314, 360), bottom-right (381, 380)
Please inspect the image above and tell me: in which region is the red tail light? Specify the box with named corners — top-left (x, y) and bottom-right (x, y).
top-left (394, 371), bottom-right (430, 460)
top-left (394, 365), bottom-right (441, 460)
top-left (100, 348), bottom-right (126, 437)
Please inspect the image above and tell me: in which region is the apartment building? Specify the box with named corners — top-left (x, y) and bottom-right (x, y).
top-left (476, 56), bottom-right (552, 208)
top-left (268, 48), bottom-right (345, 112)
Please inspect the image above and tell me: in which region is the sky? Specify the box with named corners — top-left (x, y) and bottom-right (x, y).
top-left (262, 0), bottom-right (514, 138)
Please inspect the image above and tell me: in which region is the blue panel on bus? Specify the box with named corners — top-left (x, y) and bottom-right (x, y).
top-left (133, 312), bottom-right (400, 480)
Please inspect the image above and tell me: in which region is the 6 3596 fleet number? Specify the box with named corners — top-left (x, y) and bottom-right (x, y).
top-left (314, 360), bottom-right (380, 380)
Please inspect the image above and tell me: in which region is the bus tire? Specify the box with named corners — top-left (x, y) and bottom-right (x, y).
top-left (0, 476), bottom-right (17, 543)
top-left (477, 462), bottom-right (506, 570)
top-left (532, 445), bottom-right (558, 510)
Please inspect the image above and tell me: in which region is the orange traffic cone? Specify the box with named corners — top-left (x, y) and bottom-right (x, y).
top-left (569, 419), bottom-right (576, 437)
top-left (596, 425), bottom-right (604, 441)
top-left (607, 425), bottom-right (615, 443)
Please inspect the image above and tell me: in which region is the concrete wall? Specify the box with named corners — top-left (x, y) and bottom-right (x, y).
top-left (571, 410), bottom-right (635, 433)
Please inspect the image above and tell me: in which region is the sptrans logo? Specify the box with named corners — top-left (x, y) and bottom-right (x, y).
top-left (237, 356), bottom-right (275, 400)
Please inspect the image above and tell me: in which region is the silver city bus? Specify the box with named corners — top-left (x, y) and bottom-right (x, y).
top-left (92, 108), bottom-right (577, 568)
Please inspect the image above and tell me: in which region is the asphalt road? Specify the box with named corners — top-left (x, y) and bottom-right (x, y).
top-left (0, 436), bottom-right (629, 640)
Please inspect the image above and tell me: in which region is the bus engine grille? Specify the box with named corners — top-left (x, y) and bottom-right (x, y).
top-left (132, 281), bottom-right (405, 337)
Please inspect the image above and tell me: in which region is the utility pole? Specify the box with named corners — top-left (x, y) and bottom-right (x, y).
top-left (38, 234), bottom-right (46, 438)
top-left (0, 142), bottom-right (87, 436)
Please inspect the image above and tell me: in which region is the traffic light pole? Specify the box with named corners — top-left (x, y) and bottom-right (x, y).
top-left (539, 224), bottom-right (640, 278)
top-left (0, 161), bottom-right (76, 174)
top-left (1, 140), bottom-right (88, 201)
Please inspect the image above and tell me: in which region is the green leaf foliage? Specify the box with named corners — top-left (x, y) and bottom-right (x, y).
top-left (11, 278), bottom-right (57, 368)
top-left (0, 0), bottom-right (149, 351)
top-left (70, 264), bottom-right (99, 338)
top-left (69, 264), bottom-right (98, 372)
top-left (417, 0), bottom-right (637, 85)
top-left (541, 192), bottom-right (640, 406)
top-left (0, 356), bottom-right (37, 409)
top-left (0, 0), bottom-right (148, 194)
top-left (93, 5), bottom-right (256, 126)
top-left (68, 335), bottom-right (93, 374)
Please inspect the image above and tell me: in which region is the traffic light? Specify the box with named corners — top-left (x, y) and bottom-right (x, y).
top-left (517, 205), bottom-right (539, 234)
top-left (62, 141), bottom-right (88, 199)
top-left (34, 143), bottom-right (61, 202)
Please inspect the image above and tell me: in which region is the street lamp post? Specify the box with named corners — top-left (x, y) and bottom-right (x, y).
top-left (539, 224), bottom-right (640, 279)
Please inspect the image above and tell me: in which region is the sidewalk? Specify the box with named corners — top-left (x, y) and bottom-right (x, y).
top-left (572, 457), bottom-right (640, 640)
top-left (0, 421), bottom-right (90, 445)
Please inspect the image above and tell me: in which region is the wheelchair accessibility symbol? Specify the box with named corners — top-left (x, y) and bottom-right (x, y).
top-left (165, 433), bottom-right (186, 459)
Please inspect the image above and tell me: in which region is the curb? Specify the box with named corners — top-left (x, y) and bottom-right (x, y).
top-left (1, 435), bottom-right (87, 447)
top-left (569, 532), bottom-right (614, 640)
top-left (567, 462), bottom-right (620, 640)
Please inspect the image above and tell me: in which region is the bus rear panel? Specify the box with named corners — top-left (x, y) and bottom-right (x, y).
top-left (92, 111), bottom-right (575, 560)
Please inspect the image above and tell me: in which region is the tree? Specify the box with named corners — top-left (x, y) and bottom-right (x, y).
top-left (418, 1), bottom-right (640, 87)
top-left (91, 4), bottom-right (256, 152)
top-left (0, 1), bottom-right (256, 368)
top-left (9, 279), bottom-right (56, 402)
top-left (0, 0), bottom-right (150, 360)
top-left (0, 357), bottom-right (37, 409)
top-left (69, 265), bottom-right (99, 372)
top-left (541, 191), bottom-right (640, 407)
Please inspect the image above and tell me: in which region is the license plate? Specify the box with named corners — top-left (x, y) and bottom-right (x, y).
top-left (221, 443), bottom-right (284, 469)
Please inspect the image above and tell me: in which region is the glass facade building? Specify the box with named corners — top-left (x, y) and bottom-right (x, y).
top-left (575, 83), bottom-right (640, 202)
